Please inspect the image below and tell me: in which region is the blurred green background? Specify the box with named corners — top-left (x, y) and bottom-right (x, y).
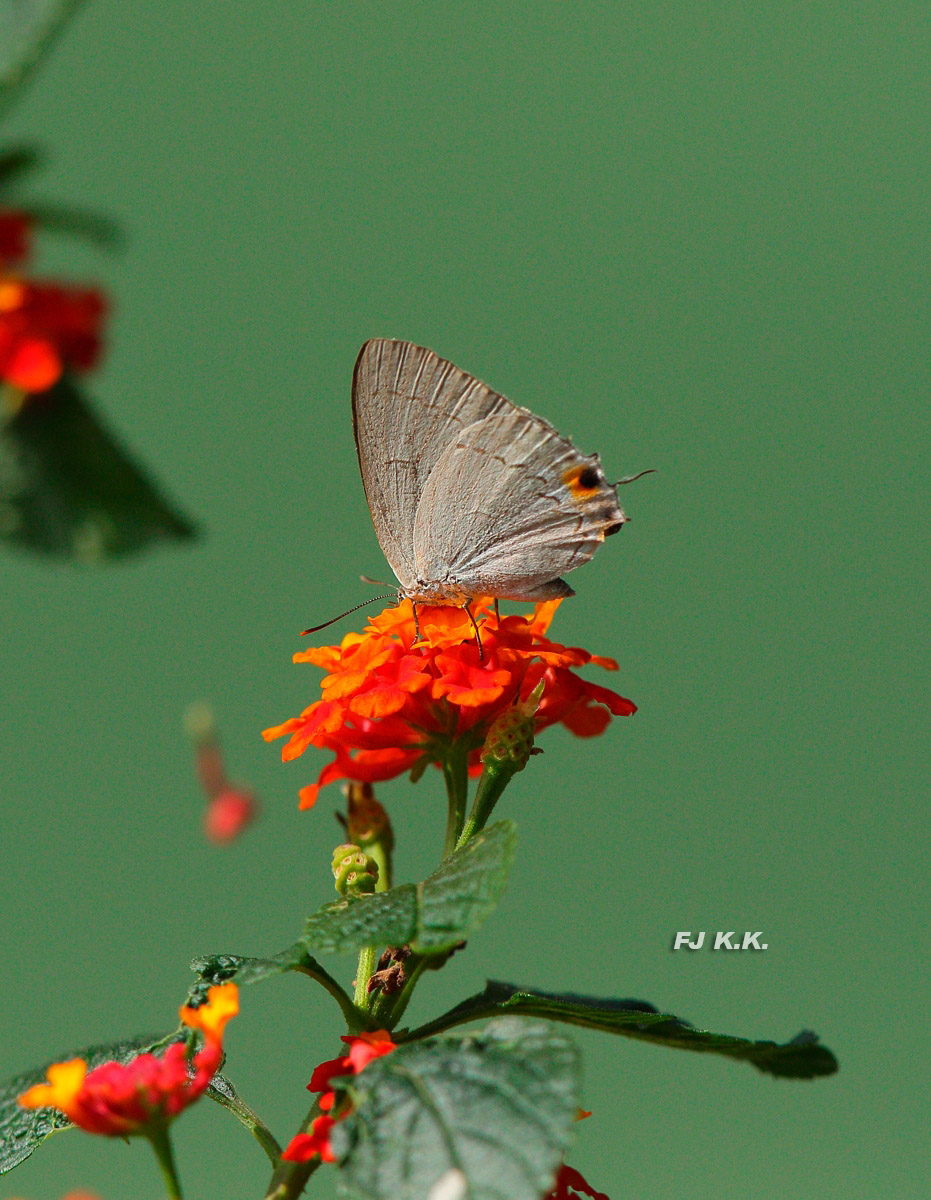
top-left (1, 3), bottom-right (926, 1197)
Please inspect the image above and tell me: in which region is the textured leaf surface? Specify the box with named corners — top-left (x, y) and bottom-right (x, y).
top-left (0, 0), bottom-right (80, 105)
top-left (188, 947), bottom-right (308, 1002)
top-left (334, 1017), bottom-right (580, 1200)
top-left (0, 1031), bottom-right (177, 1175)
top-left (301, 821), bottom-right (517, 956)
top-left (303, 885), bottom-right (419, 955)
top-left (413, 819), bottom-right (517, 952)
top-left (0, 377), bottom-right (196, 561)
top-left (405, 981), bottom-right (838, 1080)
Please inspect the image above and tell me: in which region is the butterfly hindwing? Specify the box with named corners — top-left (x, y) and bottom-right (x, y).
top-left (412, 407), bottom-right (625, 601)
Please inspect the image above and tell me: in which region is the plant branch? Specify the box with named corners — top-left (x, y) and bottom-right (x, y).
top-left (292, 955), bottom-right (368, 1032)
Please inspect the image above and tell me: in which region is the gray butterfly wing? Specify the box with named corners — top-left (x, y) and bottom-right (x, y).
top-left (352, 339), bottom-right (512, 589)
top-left (412, 408), bottom-right (626, 602)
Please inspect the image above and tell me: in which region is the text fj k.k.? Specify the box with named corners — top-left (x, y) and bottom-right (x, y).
top-left (673, 932), bottom-right (768, 950)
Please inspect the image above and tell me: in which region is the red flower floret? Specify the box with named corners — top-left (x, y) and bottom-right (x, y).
top-left (282, 1031), bottom-right (397, 1164)
top-left (264, 598), bottom-right (635, 809)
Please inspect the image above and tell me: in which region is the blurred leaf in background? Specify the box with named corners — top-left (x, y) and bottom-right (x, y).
top-left (0, 0), bottom-right (83, 116)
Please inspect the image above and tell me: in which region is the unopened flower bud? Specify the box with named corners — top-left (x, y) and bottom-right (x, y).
top-left (331, 843), bottom-right (379, 896)
top-left (480, 679), bottom-right (545, 772)
top-left (345, 781), bottom-right (394, 852)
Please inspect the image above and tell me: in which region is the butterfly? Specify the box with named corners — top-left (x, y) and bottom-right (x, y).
top-left (351, 339), bottom-right (633, 613)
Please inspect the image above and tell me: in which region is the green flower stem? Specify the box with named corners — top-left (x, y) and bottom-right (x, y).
top-left (354, 944), bottom-right (377, 1009)
top-left (206, 1080), bottom-right (282, 1166)
top-left (262, 1122), bottom-right (324, 1200)
top-left (368, 839), bottom-right (392, 892)
top-left (456, 757), bottom-right (517, 850)
top-left (147, 1124), bottom-right (183, 1200)
top-left (442, 741), bottom-right (470, 857)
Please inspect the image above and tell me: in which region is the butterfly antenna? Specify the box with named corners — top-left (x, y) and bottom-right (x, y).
top-left (301, 594), bottom-right (397, 636)
top-left (612, 468), bottom-right (656, 485)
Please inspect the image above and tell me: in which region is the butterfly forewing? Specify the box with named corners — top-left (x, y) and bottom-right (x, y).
top-left (352, 339), bottom-right (512, 590)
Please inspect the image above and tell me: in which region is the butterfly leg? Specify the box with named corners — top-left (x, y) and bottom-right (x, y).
top-left (493, 598), bottom-right (500, 624)
top-left (461, 598), bottom-right (484, 661)
top-left (409, 597), bottom-right (422, 649)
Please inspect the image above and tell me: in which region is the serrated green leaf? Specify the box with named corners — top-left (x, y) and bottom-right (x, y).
top-left (0, 377), bottom-right (197, 562)
top-left (189, 945), bottom-right (363, 1030)
top-left (299, 821), bottom-right (517, 957)
top-left (413, 819), bottom-right (517, 953)
top-left (0, 0), bottom-right (81, 111)
top-left (188, 946), bottom-right (308, 1001)
top-left (303, 886), bottom-right (419, 955)
top-left (333, 1017), bottom-right (580, 1200)
top-left (404, 981), bottom-right (838, 1081)
top-left (0, 1030), bottom-right (178, 1175)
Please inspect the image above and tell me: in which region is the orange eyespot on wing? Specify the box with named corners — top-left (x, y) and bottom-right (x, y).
top-left (563, 464), bottom-right (603, 499)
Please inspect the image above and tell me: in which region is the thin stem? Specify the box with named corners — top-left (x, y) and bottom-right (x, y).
top-left (147, 1124), bottom-right (183, 1200)
top-left (206, 1078), bottom-right (282, 1166)
top-left (456, 758), bottom-right (515, 851)
top-left (442, 741), bottom-right (469, 857)
top-left (293, 957), bottom-right (368, 1033)
top-left (368, 838), bottom-right (392, 892)
top-left (262, 1132), bottom-right (323, 1200)
top-left (353, 944), bottom-right (377, 1009)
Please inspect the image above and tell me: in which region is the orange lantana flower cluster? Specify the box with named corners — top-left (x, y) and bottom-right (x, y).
top-left (264, 598), bottom-right (635, 809)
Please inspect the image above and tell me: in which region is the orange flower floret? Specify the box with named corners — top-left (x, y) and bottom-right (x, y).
top-left (264, 599), bottom-right (635, 809)
top-left (18, 984), bottom-right (238, 1137)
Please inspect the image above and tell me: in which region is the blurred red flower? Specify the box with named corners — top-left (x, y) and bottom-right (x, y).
top-left (546, 1163), bottom-right (610, 1199)
top-left (18, 984), bottom-right (238, 1137)
top-left (264, 598), bottom-right (635, 810)
top-left (0, 276), bottom-right (105, 392)
top-left (0, 210), bottom-right (32, 265)
top-left (186, 702), bottom-right (258, 843)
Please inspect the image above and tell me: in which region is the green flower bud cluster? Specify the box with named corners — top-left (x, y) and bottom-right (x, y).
top-left (480, 678), bottom-right (545, 773)
top-left (332, 843), bottom-right (379, 896)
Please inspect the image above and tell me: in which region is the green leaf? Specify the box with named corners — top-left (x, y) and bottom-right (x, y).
top-left (333, 1017), bottom-right (580, 1200)
top-left (403, 982), bottom-right (838, 1081)
top-left (0, 143), bottom-right (42, 188)
top-left (303, 886), bottom-right (419, 955)
top-left (189, 946), bottom-right (363, 1030)
top-left (300, 821), bottom-right (517, 957)
top-left (188, 947), bottom-right (308, 1002)
top-left (0, 1030), bottom-right (178, 1175)
top-left (414, 819), bottom-right (517, 953)
top-left (0, 376), bottom-right (197, 561)
top-left (0, 0), bottom-right (82, 112)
